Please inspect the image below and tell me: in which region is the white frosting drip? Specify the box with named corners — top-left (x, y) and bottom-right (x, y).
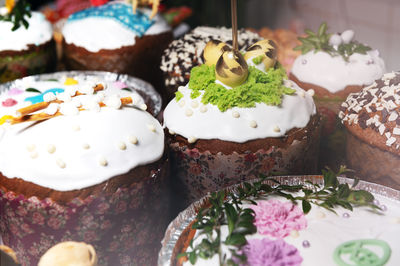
top-left (0, 12), bottom-right (53, 52)
top-left (0, 78), bottom-right (164, 191)
top-left (291, 50), bottom-right (385, 93)
top-left (163, 79), bottom-right (316, 142)
top-left (185, 194), bottom-right (400, 266)
top-left (62, 6), bottom-right (171, 52)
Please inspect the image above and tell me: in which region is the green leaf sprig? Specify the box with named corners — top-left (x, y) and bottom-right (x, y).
top-left (0, 0), bottom-right (31, 31)
top-left (294, 22), bottom-right (371, 61)
top-left (179, 166), bottom-right (380, 265)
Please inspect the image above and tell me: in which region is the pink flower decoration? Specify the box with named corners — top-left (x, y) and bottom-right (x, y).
top-left (251, 199), bottom-right (307, 238)
top-left (237, 238), bottom-right (302, 266)
top-left (113, 81), bottom-right (128, 89)
top-left (8, 88), bottom-right (23, 95)
top-left (2, 98), bottom-right (17, 107)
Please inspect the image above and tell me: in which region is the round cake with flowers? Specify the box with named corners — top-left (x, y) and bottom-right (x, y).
top-left (160, 172), bottom-right (400, 266)
top-left (0, 1), bottom-right (56, 83)
top-left (0, 73), bottom-right (169, 265)
top-left (163, 38), bottom-right (320, 208)
top-left (62, 1), bottom-right (172, 92)
top-left (160, 26), bottom-right (261, 100)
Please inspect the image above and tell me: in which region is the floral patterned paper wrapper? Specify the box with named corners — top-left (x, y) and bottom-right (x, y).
top-left (0, 167), bottom-right (170, 266)
top-left (0, 41), bottom-right (57, 84)
top-left (314, 97), bottom-right (347, 172)
top-left (169, 135), bottom-right (320, 210)
top-left (158, 176), bottom-right (400, 266)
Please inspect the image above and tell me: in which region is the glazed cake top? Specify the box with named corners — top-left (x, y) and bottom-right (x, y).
top-left (160, 26), bottom-right (261, 89)
top-left (163, 40), bottom-right (316, 143)
top-left (62, 2), bottom-right (171, 52)
top-left (291, 26), bottom-right (385, 93)
top-left (339, 71), bottom-right (400, 153)
top-left (0, 10), bottom-right (53, 52)
top-left (0, 75), bottom-right (164, 191)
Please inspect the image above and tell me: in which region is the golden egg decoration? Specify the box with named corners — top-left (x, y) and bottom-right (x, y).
top-left (203, 40), bottom-right (232, 66)
top-left (244, 39), bottom-right (278, 71)
top-left (216, 50), bottom-right (249, 87)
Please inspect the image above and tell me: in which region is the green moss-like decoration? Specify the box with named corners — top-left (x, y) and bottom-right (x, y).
top-left (185, 64), bottom-right (295, 112)
top-left (252, 55), bottom-right (264, 65)
top-left (175, 90), bottom-right (183, 101)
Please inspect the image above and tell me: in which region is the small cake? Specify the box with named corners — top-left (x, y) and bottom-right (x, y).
top-left (160, 174), bottom-right (400, 266)
top-left (0, 5), bottom-right (56, 83)
top-left (289, 23), bottom-right (385, 170)
top-left (0, 73), bottom-right (169, 265)
top-left (160, 26), bottom-right (261, 100)
top-left (339, 71), bottom-right (400, 190)
top-left (163, 39), bottom-right (320, 209)
top-left (62, 2), bottom-right (172, 94)
top-left (38, 241), bottom-right (97, 266)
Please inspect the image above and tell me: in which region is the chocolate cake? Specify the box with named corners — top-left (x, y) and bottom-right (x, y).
top-left (0, 10), bottom-right (56, 83)
top-left (0, 74), bottom-right (169, 265)
top-left (339, 71), bottom-right (400, 190)
top-left (163, 39), bottom-right (320, 210)
top-left (61, 2), bottom-right (172, 95)
top-left (160, 26), bottom-right (261, 100)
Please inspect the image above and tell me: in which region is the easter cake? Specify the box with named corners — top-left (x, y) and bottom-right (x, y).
top-left (163, 39), bottom-right (320, 209)
top-left (160, 173), bottom-right (400, 266)
top-left (0, 72), bottom-right (169, 265)
top-left (160, 26), bottom-right (261, 100)
top-left (62, 1), bottom-right (172, 92)
top-left (339, 71), bottom-right (400, 190)
top-left (0, 2), bottom-right (56, 83)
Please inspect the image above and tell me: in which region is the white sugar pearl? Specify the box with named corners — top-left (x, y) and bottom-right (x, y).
top-left (249, 120), bottom-right (257, 128)
top-left (147, 124), bottom-right (156, 132)
top-left (179, 100), bottom-right (186, 108)
top-left (140, 104), bottom-right (147, 111)
top-left (56, 158), bottom-right (66, 169)
top-left (232, 111), bottom-right (240, 118)
top-left (72, 124), bottom-right (80, 131)
top-left (188, 136), bottom-right (197, 143)
top-left (298, 91), bottom-right (305, 98)
top-left (199, 106), bottom-right (208, 113)
top-left (185, 109), bottom-right (193, 117)
top-left (118, 142), bottom-right (126, 150)
top-left (30, 151), bottom-right (38, 159)
top-left (129, 135), bottom-right (138, 144)
top-left (273, 126), bottom-right (281, 133)
top-left (290, 230), bottom-right (299, 238)
top-left (169, 129), bottom-right (175, 135)
top-left (47, 144), bottom-right (56, 154)
top-left (26, 144), bottom-right (36, 152)
top-left (315, 211), bottom-right (326, 219)
top-left (307, 89), bottom-right (315, 97)
top-left (82, 143), bottom-right (90, 150)
top-left (191, 101), bottom-right (199, 108)
top-left (99, 157), bottom-right (108, 166)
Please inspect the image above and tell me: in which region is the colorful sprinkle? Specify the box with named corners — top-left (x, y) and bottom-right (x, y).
top-left (8, 88), bottom-right (23, 96)
top-left (64, 77), bottom-right (78, 85)
top-left (25, 88), bottom-right (64, 104)
top-left (342, 213), bottom-right (350, 218)
top-left (302, 240), bottom-right (310, 248)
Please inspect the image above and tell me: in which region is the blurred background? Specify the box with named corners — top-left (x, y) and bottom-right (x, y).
top-left (3, 0), bottom-right (398, 70)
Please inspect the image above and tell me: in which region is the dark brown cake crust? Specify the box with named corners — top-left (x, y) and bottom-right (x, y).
top-left (0, 152), bottom-right (168, 204)
top-left (62, 32), bottom-right (173, 100)
top-left (168, 115), bottom-right (320, 155)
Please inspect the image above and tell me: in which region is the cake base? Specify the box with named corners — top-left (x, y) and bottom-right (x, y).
top-left (346, 131), bottom-right (400, 190)
top-left (168, 116), bottom-right (320, 212)
top-left (0, 157), bottom-right (170, 266)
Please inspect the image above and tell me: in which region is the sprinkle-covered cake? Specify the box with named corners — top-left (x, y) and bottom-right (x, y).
top-left (160, 26), bottom-right (261, 100)
top-left (339, 71), bottom-right (400, 190)
top-left (0, 4), bottom-right (56, 83)
top-left (163, 39), bottom-right (320, 209)
top-left (0, 73), bottom-right (169, 265)
top-left (62, 1), bottom-right (172, 93)
top-left (160, 173), bottom-right (400, 266)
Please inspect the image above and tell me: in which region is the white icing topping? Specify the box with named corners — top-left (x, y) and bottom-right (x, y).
top-left (163, 80), bottom-right (316, 142)
top-left (185, 194), bottom-right (400, 266)
top-left (0, 78), bottom-right (163, 191)
top-left (62, 6), bottom-right (170, 52)
top-left (291, 50), bottom-right (385, 93)
top-left (0, 12), bottom-right (53, 51)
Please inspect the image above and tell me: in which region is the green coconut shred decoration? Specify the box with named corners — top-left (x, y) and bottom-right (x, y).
top-left (184, 64), bottom-right (295, 112)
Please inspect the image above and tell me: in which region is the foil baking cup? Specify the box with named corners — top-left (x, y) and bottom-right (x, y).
top-left (0, 70), bottom-right (162, 116)
top-left (158, 175), bottom-right (400, 265)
